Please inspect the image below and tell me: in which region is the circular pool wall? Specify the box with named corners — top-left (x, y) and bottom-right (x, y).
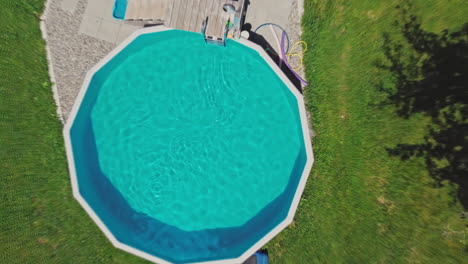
top-left (64, 27), bottom-right (313, 264)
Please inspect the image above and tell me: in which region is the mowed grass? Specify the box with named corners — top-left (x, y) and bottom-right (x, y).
top-left (265, 0), bottom-right (467, 263)
top-left (0, 1), bottom-right (148, 263)
top-left (1, 0), bottom-right (467, 264)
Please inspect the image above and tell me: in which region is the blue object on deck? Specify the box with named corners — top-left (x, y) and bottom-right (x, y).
top-left (254, 251), bottom-right (269, 264)
top-left (113, 0), bottom-right (128, 20)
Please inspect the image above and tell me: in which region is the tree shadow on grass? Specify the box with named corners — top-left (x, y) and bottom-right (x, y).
top-left (379, 6), bottom-right (468, 207)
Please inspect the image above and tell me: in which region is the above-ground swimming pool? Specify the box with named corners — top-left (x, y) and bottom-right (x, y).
top-left (64, 27), bottom-right (313, 264)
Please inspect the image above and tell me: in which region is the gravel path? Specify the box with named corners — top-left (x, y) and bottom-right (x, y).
top-left (42, 0), bottom-right (306, 122)
top-left (42, 0), bottom-right (114, 121)
top-left (285, 0), bottom-right (306, 82)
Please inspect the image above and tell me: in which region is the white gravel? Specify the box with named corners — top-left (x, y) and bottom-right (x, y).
top-left (42, 0), bottom-right (115, 122)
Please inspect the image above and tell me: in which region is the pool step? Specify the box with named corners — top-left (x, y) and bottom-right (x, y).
top-left (202, 16), bottom-right (226, 46)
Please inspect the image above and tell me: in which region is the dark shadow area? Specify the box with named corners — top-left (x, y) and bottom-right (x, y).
top-left (379, 5), bottom-right (468, 207)
top-left (242, 23), bottom-right (303, 91)
top-left (142, 21), bottom-right (165, 28)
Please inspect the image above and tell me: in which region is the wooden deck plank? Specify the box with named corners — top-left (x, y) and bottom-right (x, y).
top-left (194, 0), bottom-right (208, 33)
top-left (210, 0), bottom-right (220, 33)
top-left (206, 0), bottom-right (224, 38)
top-left (140, 0), bottom-right (151, 19)
top-left (125, 0), bottom-right (141, 20)
top-left (125, 0), bottom-right (170, 20)
top-left (163, 0), bottom-right (173, 22)
top-left (213, 1), bottom-right (224, 38)
top-left (188, 0), bottom-right (201, 32)
top-left (124, 0), bottom-right (244, 37)
top-left (216, 1), bottom-right (227, 37)
top-left (169, 0), bottom-right (181, 27)
top-left (175, 1), bottom-right (187, 29)
top-left (202, 0), bottom-right (214, 32)
top-left (205, 0), bottom-right (217, 36)
top-left (152, 0), bottom-right (166, 19)
top-left (182, 0), bottom-right (194, 31)
top-left (165, 0), bottom-right (175, 24)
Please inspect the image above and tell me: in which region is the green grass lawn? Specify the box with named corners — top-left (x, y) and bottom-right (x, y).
top-left (0, 0), bottom-right (466, 263)
top-left (0, 1), bottom-right (148, 263)
top-left (265, 0), bottom-right (467, 263)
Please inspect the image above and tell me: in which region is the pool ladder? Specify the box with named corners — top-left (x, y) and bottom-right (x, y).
top-left (201, 17), bottom-right (226, 47)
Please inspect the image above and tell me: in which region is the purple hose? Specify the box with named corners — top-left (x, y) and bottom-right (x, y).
top-left (281, 32), bottom-right (309, 86)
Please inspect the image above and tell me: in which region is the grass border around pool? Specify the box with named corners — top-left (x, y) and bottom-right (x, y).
top-left (63, 25), bottom-right (314, 264)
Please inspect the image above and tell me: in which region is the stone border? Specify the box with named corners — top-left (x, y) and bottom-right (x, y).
top-left (63, 25), bottom-right (314, 264)
top-left (40, 0), bottom-right (65, 122)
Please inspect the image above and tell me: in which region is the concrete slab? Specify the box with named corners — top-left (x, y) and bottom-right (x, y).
top-left (78, 15), bottom-right (101, 37)
top-left (79, 0), bottom-right (140, 44)
top-left (116, 23), bottom-right (139, 43)
top-left (85, 0), bottom-right (115, 19)
top-left (61, 0), bottom-right (79, 14)
top-left (97, 19), bottom-right (121, 43)
top-left (244, 0), bottom-right (294, 54)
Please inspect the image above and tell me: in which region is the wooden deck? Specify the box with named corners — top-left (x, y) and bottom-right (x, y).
top-left (125, 0), bottom-right (169, 20)
top-left (125, 0), bottom-right (245, 41)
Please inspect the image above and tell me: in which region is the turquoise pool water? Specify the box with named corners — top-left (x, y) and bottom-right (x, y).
top-left (70, 30), bottom-right (308, 263)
